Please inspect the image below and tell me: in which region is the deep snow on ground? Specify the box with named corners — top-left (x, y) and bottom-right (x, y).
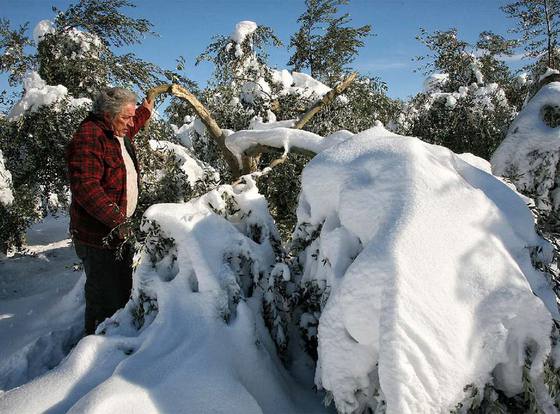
top-left (0, 214), bottom-right (84, 392)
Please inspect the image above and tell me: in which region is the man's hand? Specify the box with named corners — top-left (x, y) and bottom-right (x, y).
top-left (141, 98), bottom-right (154, 114)
top-left (117, 222), bottom-right (133, 240)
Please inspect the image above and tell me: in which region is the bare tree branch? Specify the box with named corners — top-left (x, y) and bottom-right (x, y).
top-left (146, 83), bottom-right (241, 177)
top-left (145, 72), bottom-right (357, 178)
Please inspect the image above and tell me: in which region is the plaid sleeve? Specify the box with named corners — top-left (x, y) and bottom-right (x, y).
top-left (127, 105), bottom-right (152, 140)
top-left (67, 123), bottom-right (126, 228)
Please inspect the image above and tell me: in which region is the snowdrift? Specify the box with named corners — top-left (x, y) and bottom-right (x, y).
top-left (1, 125), bottom-right (557, 413)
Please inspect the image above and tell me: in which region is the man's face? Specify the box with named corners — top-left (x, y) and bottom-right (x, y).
top-left (111, 103), bottom-right (136, 137)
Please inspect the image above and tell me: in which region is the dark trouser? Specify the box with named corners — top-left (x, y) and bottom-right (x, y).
top-left (74, 242), bottom-right (133, 335)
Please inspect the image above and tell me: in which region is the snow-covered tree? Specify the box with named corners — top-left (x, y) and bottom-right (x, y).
top-left (396, 28), bottom-right (518, 160)
top-left (4, 4), bottom-right (560, 413)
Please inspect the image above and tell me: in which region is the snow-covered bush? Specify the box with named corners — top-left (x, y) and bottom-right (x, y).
top-left (405, 28), bottom-right (524, 160)
top-left (392, 80), bottom-right (516, 160)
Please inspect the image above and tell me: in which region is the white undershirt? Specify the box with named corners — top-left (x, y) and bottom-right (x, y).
top-left (115, 136), bottom-right (138, 217)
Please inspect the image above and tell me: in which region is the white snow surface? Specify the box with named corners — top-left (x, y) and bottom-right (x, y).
top-left (540, 68), bottom-right (560, 83)
top-left (32, 20), bottom-right (55, 44)
top-left (0, 150), bottom-right (14, 206)
top-left (295, 125), bottom-right (556, 413)
top-left (8, 72), bottom-right (91, 120)
top-left (0, 215), bottom-right (84, 392)
top-left (0, 180), bottom-right (328, 414)
top-left (272, 69), bottom-right (332, 98)
top-left (491, 81), bottom-right (560, 211)
top-left (240, 69), bottom-right (331, 106)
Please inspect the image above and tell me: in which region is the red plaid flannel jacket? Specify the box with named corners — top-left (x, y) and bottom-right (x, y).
top-left (67, 105), bottom-right (151, 247)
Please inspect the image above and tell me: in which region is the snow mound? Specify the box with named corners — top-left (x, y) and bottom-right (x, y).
top-left (2, 124), bottom-right (557, 413)
top-left (0, 179), bottom-right (326, 413)
top-left (8, 72), bottom-right (91, 120)
top-left (295, 125), bottom-right (556, 413)
top-left (491, 81), bottom-right (560, 212)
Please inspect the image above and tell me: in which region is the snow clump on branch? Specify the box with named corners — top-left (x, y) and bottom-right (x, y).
top-left (32, 20), bottom-right (55, 44)
top-left (8, 71), bottom-right (91, 120)
top-left (228, 20), bottom-right (258, 58)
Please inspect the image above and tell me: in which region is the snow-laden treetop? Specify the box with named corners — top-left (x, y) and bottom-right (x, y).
top-left (32, 19), bottom-right (55, 44)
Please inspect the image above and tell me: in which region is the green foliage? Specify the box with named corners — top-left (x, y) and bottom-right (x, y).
top-left (288, 0), bottom-right (371, 82)
top-left (306, 75), bottom-right (401, 135)
top-left (257, 153), bottom-right (310, 239)
top-left (1, 102), bottom-right (88, 207)
top-left (36, 1), bottom-right (161, 98)
top-left (416, 27), bottom-right (475, 92)
top-left (0, 19), bottom-right (34, 87)
top-left (394, 83), bottom-right (516, 161)
top-left (0, 185), bottom-right (41, 253)
top-left (130, 289), bottom-right (159, 330)
top-left (502, 0), bottom-right (560, 69)
top-left (0, 101), bottom-right (88, 252)
top-left (1, 0), bottom-right (187, 100)
top-left (416, 28), bottom-right (517, 94)
top-left (53, 0), bottom-right (153, 48)
top-left (196, 25), bottom-right (282, 87)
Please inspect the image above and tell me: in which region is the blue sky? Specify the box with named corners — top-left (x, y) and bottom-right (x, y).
top-left (2, 0), bottom-right (523, 100)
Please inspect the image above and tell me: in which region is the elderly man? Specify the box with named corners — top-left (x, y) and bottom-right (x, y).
top-left (67, 87), bottom-right (153, 335)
